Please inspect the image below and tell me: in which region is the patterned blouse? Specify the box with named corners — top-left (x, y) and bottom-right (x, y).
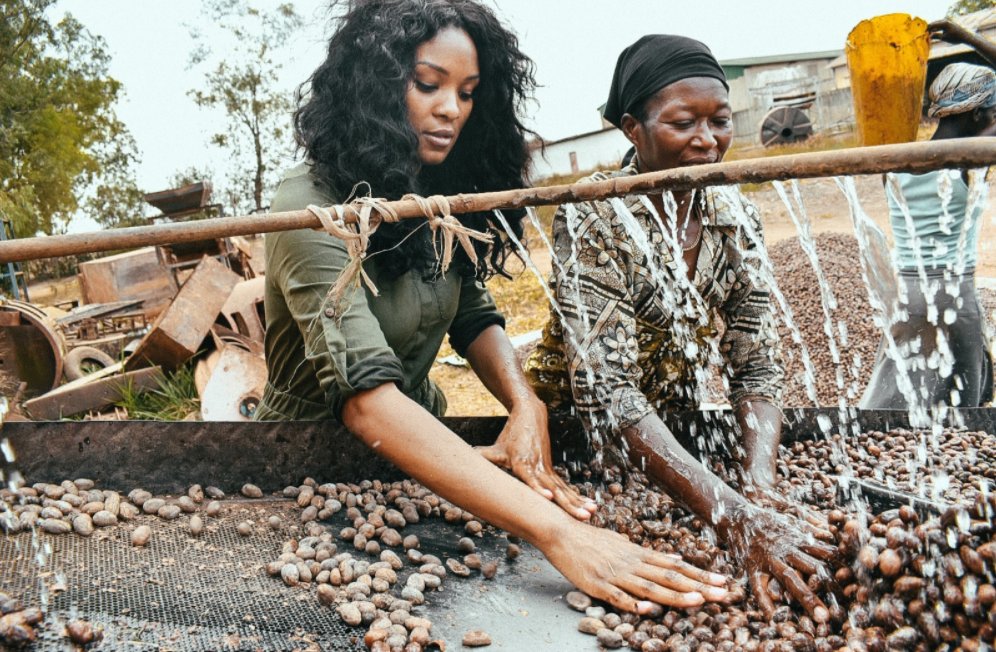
top-left (524, 162), bottom-right (783, 436)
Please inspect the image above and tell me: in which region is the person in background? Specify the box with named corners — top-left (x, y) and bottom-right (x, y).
top-left (254, 0), bottom-right (731, 612)
top-left (525, 34), bottom-right (837, 621)
top-left (861, 18), bottom-right (995, 410)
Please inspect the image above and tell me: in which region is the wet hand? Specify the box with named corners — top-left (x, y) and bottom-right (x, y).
top-left (741, 484), bottom-right (834, 543)
top-left (720, 506), bottom-right (839, 623)
top-left (476, 400), bottom-right (597, 521)
top-left (543, 522), bottom-right (732, 613)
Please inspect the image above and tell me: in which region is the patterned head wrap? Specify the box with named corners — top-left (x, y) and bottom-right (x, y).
top-left (928, 62), bottom-right (996, 118)
top-left (603, 35), bottom-right (728, 128)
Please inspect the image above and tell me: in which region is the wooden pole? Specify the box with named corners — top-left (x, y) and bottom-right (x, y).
top-left (2, 138), bottom-right (994, 263)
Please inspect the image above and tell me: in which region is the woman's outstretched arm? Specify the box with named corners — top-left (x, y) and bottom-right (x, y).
top-left (464, 324), bottom-right (597, 520)
top-left (621, 412), bottom-right (837, 622)
top-left (342, 382), bottom-right (731, 613)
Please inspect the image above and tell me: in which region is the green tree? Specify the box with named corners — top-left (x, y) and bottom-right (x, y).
top-left (187, 0), bottom-right (302, 215)
top-left (948, 0), bottom-right (996, 16)
top-left (0, 0), bottom-right (143, 236)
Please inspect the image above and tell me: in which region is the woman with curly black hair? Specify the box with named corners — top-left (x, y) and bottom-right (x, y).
top-left (254, 0), bottom-right (730, 612)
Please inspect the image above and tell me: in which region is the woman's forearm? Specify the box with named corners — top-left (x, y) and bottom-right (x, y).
top-left (621, 413), bottom-right (747, 533)
top-left (734, 399), bottom-right (784, 489)
top-left (464, 324), bottom-right (540, 411)
top-left (341, 383), bottom-right (571, 544)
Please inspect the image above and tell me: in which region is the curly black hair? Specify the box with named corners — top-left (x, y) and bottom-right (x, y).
top-left (295, 0), bottom-right (537, 280)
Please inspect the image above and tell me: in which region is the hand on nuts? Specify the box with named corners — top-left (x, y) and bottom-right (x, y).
top-left (718, 504), bottom-right (839, 623)
top-left (540, 521), bottom-right (732, 613)
top-left (476, 398), bottom-right (597, 521)
top-left (741, 484), bottom-right (835, 543)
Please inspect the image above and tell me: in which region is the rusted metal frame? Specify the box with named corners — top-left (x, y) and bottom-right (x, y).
top-left (1, 138), bottom-right (994, 263)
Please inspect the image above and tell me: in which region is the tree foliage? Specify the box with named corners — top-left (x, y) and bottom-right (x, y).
top-left (187, 0), bottom-right (302, 215)
top-left (0, 0), bottom-right (143, 236)
top-left (948, 0), bottom-right (996, 16)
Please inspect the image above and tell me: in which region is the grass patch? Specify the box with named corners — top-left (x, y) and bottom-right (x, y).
top-left (115, 364), bottom-right (200, 420)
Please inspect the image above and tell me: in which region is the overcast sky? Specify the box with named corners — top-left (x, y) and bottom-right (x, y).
top-left (58, 0), bottom-right (954, 228)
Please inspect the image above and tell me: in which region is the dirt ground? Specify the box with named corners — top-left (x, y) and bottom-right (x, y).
top-left (434, 174), bottom-right (996, 416)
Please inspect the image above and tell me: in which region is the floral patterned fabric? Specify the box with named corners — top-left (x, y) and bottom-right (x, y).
top-left (524, 162), bottom-right (783, 437)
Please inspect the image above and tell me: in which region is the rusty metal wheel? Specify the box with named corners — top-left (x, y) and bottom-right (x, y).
top-left (760, 106), bottom-right (813, 147)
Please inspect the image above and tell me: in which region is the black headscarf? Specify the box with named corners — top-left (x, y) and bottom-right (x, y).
top-left (603, 34), bottom-right (729, 128)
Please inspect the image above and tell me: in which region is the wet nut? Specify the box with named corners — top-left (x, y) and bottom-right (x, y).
top-left (241, 483), bottom-right (263, 499)
top-left (506, 543), bottom-right (521, 560)
top-left (237, 521), bottom-right (253, 537)
top-left (128, 489), bottom-right (151, 506)
top-left (465, 520), bottom-right (483, 536)
top-left (119, 503), bottom-right (140, 520)
top-left (462, 630), bottom-right (491, 647)
top-left (380, 528), bottom-right (402, 547)
top-left (337, 603), bottom-right (362, 626)
top-left (93, 510), bottom-right (118, 527)
top-left (403, 534), bottom-right (420, 550)
top-left (406, 574), bottom-right (426, 592)
top-left (596, 628), bottom-right (624, 649)
top-left (463, 553), bottom-right (482, 570)
top-left (65, 620), bottom-right (102, 646)
top-left (578, 617), bottom-right (605, 635)
top-left (400, 586), bottom-right (425, 605)
top-left (301, 506), bottom-right (318, 523)
top-left (39, 518), bottom-right (71, 535)
top-left (281, 563), bottom-right (300, 587)
top-left (565, 590), bottom-right (592, 612)
top-left (205, 486), bottom-right (225, 499)
top-left (457, 537), bottom-right (476, 553)
top-left (142, 498), bottom-right (165, 514)
top-left (72, 514), bottom-right (94, 536)
top-left (481, 560), bottom-right (498, 579)
top-left (858, 545), bottom-right (879, 571)
top-left (131, 525), bottom-right (151, 546)
top-left (381, 550), bottom-right (403, 570)
top-left (158, 504), bottom-right (181, 520)
top-left (446, 558), bottom-right (471, 577)
top-left (878, 548), bottom-right (902, 577)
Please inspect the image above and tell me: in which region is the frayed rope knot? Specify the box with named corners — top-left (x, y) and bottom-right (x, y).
top-left (403, 194), bottom-right (493, 273)
top-left (308, 191), bottom-right (492, 316)
top-left (307, 195), bottom-right (398, 309)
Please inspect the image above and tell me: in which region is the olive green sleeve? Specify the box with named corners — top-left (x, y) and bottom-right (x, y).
top-left (447, 270), bottom-right (506, 357)
top-left (266, 167), bottom-right (406, 419)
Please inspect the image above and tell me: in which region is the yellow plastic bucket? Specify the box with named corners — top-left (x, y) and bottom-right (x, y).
top-left (846, 13), bottom-right (930, 146)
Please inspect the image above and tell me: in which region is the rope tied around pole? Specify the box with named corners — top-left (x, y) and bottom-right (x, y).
top-left (307, 192), bottom-right (398, 310)
top-left (403, 193), bottom-right (494, 273)
top-left (308, 189), bottom-right (493, 317)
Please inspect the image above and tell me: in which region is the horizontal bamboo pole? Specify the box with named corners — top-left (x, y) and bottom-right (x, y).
top-left (2, 138), bottom-right (994, 263)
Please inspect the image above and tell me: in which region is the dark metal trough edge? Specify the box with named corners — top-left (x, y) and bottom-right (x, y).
top-left (2, 408), bottom-right (992, 493)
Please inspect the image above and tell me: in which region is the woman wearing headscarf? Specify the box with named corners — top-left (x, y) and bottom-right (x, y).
top-left (861, 20), bottom-right (995, 410)
top-left (525, 35), bottom-right (837, 620)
